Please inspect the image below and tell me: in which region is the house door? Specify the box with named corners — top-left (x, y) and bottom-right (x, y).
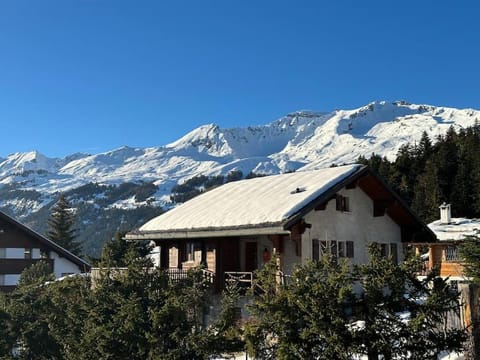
top-left (245, 242), bottom-right (258, 272)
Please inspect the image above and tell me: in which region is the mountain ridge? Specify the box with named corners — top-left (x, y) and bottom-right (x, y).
top-left (1, 100), bottom-right (479, 255)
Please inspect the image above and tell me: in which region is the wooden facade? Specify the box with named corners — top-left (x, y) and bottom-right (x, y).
top-left (414, 242), bottom-right (466, 279)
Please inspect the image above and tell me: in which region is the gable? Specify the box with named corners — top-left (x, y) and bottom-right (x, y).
top-left (0, 211), bottom-right (90, 270)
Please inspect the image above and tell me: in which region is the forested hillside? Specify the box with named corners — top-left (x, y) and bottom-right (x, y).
top-left (358, 124), bottom-right (480, 223)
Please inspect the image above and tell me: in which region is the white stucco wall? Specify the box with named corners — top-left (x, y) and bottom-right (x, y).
top-left (297, 186), bottom-right (402, 268)
top-left (50, 251), bottom-right (82, 278)
top-left (149, 245), bottom-right (161, 267)
top-left (282, 236), bottom-right (301, 275)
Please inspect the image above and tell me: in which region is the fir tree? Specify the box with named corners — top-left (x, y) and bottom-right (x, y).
top-left (46, 194), bottom-right (82, 256)
top-left (245, 255), bottom-right (355, 359)
top-left (353, 245), bottom-right (466, 360)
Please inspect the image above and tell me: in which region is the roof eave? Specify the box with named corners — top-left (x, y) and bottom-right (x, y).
top-left (126, 225), bottom-right (289, 240)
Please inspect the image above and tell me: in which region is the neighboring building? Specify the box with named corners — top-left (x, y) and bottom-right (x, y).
top-left (0, 210), bottom-right (90, 291)
top-left (414, 203), bottom-right (479, 280)
top-left (126, 164), bottom-right (435, 291)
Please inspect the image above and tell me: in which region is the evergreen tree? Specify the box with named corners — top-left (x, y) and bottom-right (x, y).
top-left (6, 261), bottom-right (59, 360)
top-left (411, 160), bottom-right (441, 223)
top-left (100, 231), bottom-right (151, 267)
top-left (459, 234), bottom-right (480, 284)
top-left (46, 194), bottom-right (82, 256)
top-left (0, 292), bottom-right (14, 358)
top-left (245, 255), bottom-right (355, 359)
top-left (352, 245), bottom-right (466, 360)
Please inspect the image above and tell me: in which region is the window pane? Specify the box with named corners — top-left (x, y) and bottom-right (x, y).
top-left (0, 248), bottom-right (5, 259)
top-left (320, 241), bottom-right (328, 256)
top-left (330, 240), bottom-right (338, 258)
top-left (24, 248), bottom-right (32, 260)
top-left (380, 244), bottom-right (388, 258)
top-left (338, 241), bottom-right (345, 258)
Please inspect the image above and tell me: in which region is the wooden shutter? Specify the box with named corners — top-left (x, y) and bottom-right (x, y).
top-left (346, 241), bottom-right (354, 258)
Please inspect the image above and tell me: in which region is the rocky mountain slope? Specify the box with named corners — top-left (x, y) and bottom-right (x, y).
top-left (1, 100), bottom-right (479, 255)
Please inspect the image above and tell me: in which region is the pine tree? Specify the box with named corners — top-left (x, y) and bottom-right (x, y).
top-left (46, 194), bottom-right (82, 256)
top-left (353, 245), bottom-right (466, 360)
top-left (6, 261), bottom-right (59, 359)
top-left (245, 255), bottom-right (355, 359)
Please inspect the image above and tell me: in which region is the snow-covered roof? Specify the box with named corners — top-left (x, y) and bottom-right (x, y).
top-left (428, 218), bottom-right (480, 242)
top-left (136, 164), bottom-right (364, 236)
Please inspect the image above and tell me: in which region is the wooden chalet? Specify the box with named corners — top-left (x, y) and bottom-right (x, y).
top-left (126, 164), bottom-right (435, 291)
top-left (412, 204), bottom-right (475, 280)
top-left (0, 210), bottom-right (90, 291)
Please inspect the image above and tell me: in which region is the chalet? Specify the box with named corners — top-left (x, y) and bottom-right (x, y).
top-left (126, 164), bottom-right (435, 290)
top-left (414, 203), bottom-right (478, 280)
top-left (0, 210), bottom-right (90, 291)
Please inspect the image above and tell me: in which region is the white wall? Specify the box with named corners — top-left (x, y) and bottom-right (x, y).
top-left (49, 251), bottom-right (83, 277)
top-left (282, 236), bottom-right (301, 275)
top-left (149, 246), bottom-right (161, 267)
top-left (298, 186), bottom-right (402, 267)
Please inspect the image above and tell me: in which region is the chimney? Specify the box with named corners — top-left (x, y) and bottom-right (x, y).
top-left (439, 203), bottom-right (451, 224)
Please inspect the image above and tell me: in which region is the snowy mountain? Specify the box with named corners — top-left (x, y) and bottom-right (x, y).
top-left (1, 100), bottom-right (479, 255)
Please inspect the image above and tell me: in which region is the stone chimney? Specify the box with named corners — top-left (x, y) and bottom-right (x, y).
top-left (439, 203), bottom-right (451, 224)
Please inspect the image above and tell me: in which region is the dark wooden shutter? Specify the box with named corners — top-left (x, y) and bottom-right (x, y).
top-left (346, 241), bottom-right (354, 258)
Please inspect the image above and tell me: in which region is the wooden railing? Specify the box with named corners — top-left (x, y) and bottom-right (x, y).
top-left (224, 271), bottom-right (253, 290)
top-left (165, 268), bottom-right (216, 284)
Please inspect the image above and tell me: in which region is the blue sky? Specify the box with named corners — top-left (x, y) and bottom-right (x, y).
top-left (0, 0), bottom-right (479, 158)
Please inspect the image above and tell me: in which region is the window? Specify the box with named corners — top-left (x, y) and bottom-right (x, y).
top-left (336, 195), bottom-right (349, 212)
top-left (40, 250), bottom-right (48, 259)
top-left (0, 274), bottom-right (4, 286)
top-left (380, 243), bottom-right (388, 258)
top-left (337, 241), bottom-right (354, 258)
top-left (0, 248), bottom-right (5, 259)
top-left (374, 242), bottom-right (399, 263)
top-left (338, 241), bottom-right (345, 258)
top-left (312, 239), bottom-right (333, 260)
top-left (312, 239), bottom-right (354, 259)
top-left (24, 248), bottom-right (32, 260)
top-left (186, 242), bottom-right (200, 262)
top-left (445, 246), bottom-right (459, 262)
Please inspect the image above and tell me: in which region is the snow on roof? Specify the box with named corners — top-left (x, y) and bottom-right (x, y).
top-left (139, 164), bottom-right (363, 233)
top-left (428, 218), bottom-right (480, 242)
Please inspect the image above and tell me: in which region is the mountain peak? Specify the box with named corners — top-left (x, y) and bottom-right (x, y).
top-left (1, 100), bottom-right (479, 213)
